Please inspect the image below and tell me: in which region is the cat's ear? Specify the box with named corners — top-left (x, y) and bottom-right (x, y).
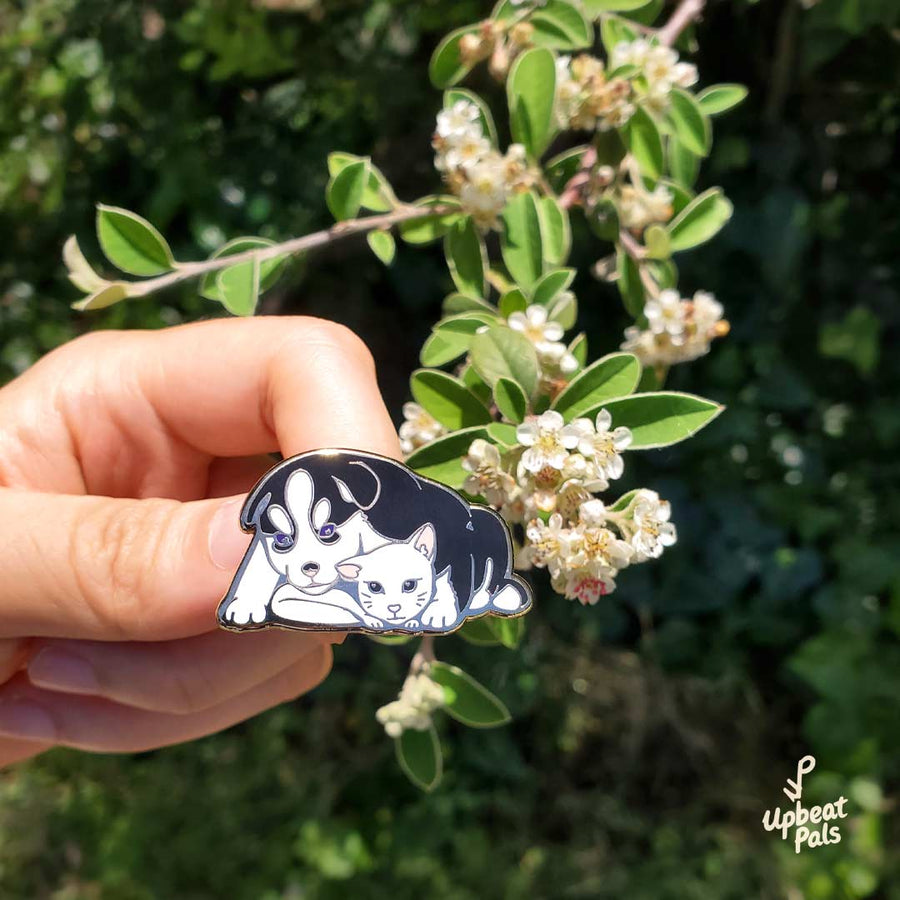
top-left (312, 498), bottom-right (330, 530)
top-left (336, 560), bottom-right (361, 580)
top-left (410, 523), bottom-right (437, 561)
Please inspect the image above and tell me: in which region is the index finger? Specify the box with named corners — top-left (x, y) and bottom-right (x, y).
top-left (132, 316), bottom-right (403, 460)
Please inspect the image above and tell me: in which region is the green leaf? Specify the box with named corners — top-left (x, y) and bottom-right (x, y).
top-left (396, 725), bottom-right (442, 792)
top-left (600, 15), bottom-right (637, 56)
top-left (644, 224), bottom-right (671, 260)
top-left (568, 332), bottom-right (588, 366)
top-left (71, 282), bottom-right (129, 311)
top-left (584, 0), bottom-right (657, 12)
top-left (327, 152), bottom-right (396, 211)
top-left (216, 256), bottom-right (260, 316)
top-left (429, 662), bottom-right (511, 728)
top-left (667, 187), bottom-right (733, 252)
top-left (200, 237), bottom-right (287, 301)
top-left (429, 25), bottom-right (479, 88)
top-left (528, 1), bottom-right (593, 49)
top-left (621, 106), bottom-right (664, 179)
top-left (668, 136), bottom-right (700, 187)
top-left (608, 488), bottom-right (641, 512)
top-left (490, 615), bottom-right (525, 648)
top-left (470, 325), bottom-right (540, 398)
top-left (499, 288), bottom-right (528, 318)
top-left (601, 391), bottom-right (724, 449)
top-left (668, 88), bottom-right (711, 157)
top-left (616, 247), bottom-right (646, 319)
top-left (410, 369), bottom-right (492, 430)
top-left (96, 204), bottom-right (175, 276)
top-left (538, 195), bottom-right (571, 266)
top-left (444, 88), bottom-right (498, 146)
top-left (532, 268), bottom-right (576, 307)
top-left (494, 377), bottom-right (529, 423)
top-left (548, 291), bottom-right (577, 329)
top-left (442, 293), bottom-right (498, 317)
top-left (697, 83), bottom-right (748, 116)
top-left (461, 364), bottom-right (494, 406)
top-left (367, 230), bottom-right (396, 265)
top-left (501, 191), bottom-right (544, 289)
top-left (508, 48), bottom-right (557, 159)
top-left (326, 160), bottom-right (366, 221)
top-left (657, 177), bottom-right (695, 216)
top-left (420, 313), bottom-right (495, 367)
top-left (63, 235), bottom-right (107, 293)
top-left (458, 618), bottom-right (502, 646)
top-left (445, 217), bottom-right (486, 298)
top-left (552, 352), bottom-right (641, 419)
top-left (487, 422), bottom-right (519, 448)
top-left (405, 425), bottom-right (491, 488)
top-left (368, 634), bottom-right (413, 646)
top-left (399, 196), bottom-right (464, 245)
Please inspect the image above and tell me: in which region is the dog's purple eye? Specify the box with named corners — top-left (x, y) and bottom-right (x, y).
top-left (318, 522), bottom-right (340, 544)
top-left (273, 532), bottom-right (294, 550)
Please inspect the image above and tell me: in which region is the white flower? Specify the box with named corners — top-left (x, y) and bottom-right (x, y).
top-left (630, 489), bottom-right (677, 560)
top-left (459, 157), bottom-right (509, 229)
top-left (571, 408), bottom-right (632, 485)
top-left (509, 304), bottom-right (564, 346)
top-left (462, 438), bottom-right (516, 507)
top-left (376, 672), bottom-right (446, 738)
top-left (516, 410), bottom-right (582, 473)
top-left (579, 498), bottom-right (607, 526)
top-left (399, 402), bottom-right (446, 456)
top-left (525, 512), bottom-right (568, 575)
top-left (691, 290), bottom-right (724, 333)
top-left (557, 570), bottom-right (618, 605)
top-left (444, 133), bottom-right (492, 171)
top-left (644, 289), bottom-right (687, 343)
top-left (436, 100), bottom-right (481, 140)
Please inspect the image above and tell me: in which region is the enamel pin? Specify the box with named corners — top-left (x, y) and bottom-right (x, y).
top-left (217, 449), bottom-right (532, 636)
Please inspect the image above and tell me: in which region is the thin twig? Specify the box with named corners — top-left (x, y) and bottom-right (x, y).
top-left (410, 635), bottom-right (436, 673)
top-left (619, 228), bottom-right (660, 297)
top-left (656, 0), bottom-right (705, 47)
top-left (125, 205), bottom-right (450, 299)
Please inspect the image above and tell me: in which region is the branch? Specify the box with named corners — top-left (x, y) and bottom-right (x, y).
top-left (123, 205), bottom-right (450, 299)
top-left (656, 0), bottom-right (705, 47)
top-left (619, 229), bottom-right (660, 297)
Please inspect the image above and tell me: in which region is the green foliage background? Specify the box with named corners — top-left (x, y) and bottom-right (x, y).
top-left (1, 0), bottom-right (899, 896)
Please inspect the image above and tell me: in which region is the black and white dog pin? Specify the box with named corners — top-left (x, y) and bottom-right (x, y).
top-left (217, 449), bottom-right (532, 636)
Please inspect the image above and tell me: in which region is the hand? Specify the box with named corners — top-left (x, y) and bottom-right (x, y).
top-left (0, 317), bottom-right (401, 765)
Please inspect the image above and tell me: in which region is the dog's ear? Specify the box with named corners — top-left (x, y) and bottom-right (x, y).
top-left (284, 469), bottom-right (315, 519)
top-left (312, 498), bottom-right (330, 530)
top-left (409, 523), bottom-right (437, 561)
top-left (336, 559), bottom-right (362, 580)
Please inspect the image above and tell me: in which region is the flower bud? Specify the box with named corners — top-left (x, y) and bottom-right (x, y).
top-left (489, 41), bottom-right (510, 80)
top-left (509, 22), bottom-right (534, 47)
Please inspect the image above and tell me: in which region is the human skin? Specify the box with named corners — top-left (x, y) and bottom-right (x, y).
top-left (0, 317), bottom-right (401, 765)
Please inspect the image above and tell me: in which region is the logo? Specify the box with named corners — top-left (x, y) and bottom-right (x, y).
top-left (762, 755), bottom-right (849, 854)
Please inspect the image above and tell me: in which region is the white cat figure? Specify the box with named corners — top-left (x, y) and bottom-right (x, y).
top-left (335, 523), bottom-right (459, 630)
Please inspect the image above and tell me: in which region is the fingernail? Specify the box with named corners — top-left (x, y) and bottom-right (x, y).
top-left (209, 498), bottom-right (250, 571)
top-left (29, 649), bottom-right (100, 695)
top-left (0, 699), bottom-right (56, 741)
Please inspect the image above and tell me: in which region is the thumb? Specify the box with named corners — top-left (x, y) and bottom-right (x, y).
top-left (0, 488), bottom-right (250, 641)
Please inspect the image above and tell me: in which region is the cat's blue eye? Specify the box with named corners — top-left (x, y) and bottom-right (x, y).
top-left (273, 532), bottom-right (294, 551)
top-left (366, 581), bottom-right (384, 594)
top-left (402, 579), bottom-right (418, 593)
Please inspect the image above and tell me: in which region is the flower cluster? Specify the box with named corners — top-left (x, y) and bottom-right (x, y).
top-left (375, 671), bottom-right (447, 738)
top-left (611, 39), bottom-right (698, 114)
top-left (621, 289), bottom-right (729, 367)
top-left (399, 402), bottom-right (446, 456)
top-left (433, 100), bottom-right (534, 230)
top-left (617, 179), bottom-right (674, 232)
top-left (526, 488), bottom-right (676, 603)
top-left (555, 54), bottom-right (636, 132)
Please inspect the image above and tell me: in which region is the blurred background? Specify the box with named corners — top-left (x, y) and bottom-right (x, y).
top-left (1, 0), bottom-right (899, 896)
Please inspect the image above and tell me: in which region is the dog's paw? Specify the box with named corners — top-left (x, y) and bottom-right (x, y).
top-left (222, 596), bottom-right (268, 626)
